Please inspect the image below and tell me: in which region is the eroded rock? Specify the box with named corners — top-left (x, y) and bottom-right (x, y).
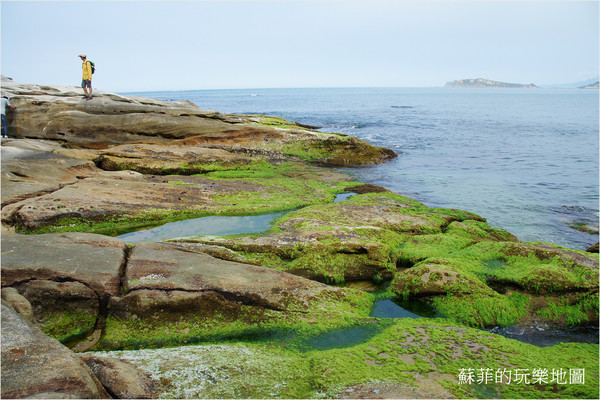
top-left (172, 193), bottom-right (516, 283)
top-left (1, 144), bottom-right (97, 207)
top-left (1, 301), bottom-right (109, 399)
top-left (15, 280), bottom-right (100, 343)
top-left (1, 232), bottom-right (127, 300)
top-left (1, 287), bottom-right (34, 322)
top-left (79, 354), bottom-right (163, 399)
top-left (116, 241), bottom-right (343, 315)
top-left (2, 80), bottom-right (396, 165)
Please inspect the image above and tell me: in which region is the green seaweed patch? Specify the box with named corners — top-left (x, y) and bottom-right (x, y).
top-left (21, 208), bottom-right (215, 236)
top-left (39, 309), bottom-right (97, 344)
top-left (166, 180), bottom-right (197, 186)
top-left (391, 240), bottom-right (598, 328)
top-left (431, 293), bottom-right (527, 327)
top-left (413, 241), bottom-right (598, 295)
top-left (92, 318), bottom-right (598, 399)
top-left (97, 288), bottom-right (374, 351)
top-left (23, 163), bottom-right (358, 236)
top-left (308, 319), bottom-right (599, 399)
top-left (536, 293), bottom-right (599, 326)
top-left (185, 227), bottom-right (404, 284)
top-left (257, 134), bottom-right (395, 165)
top-left (253, 115), bottom-right (326, 133)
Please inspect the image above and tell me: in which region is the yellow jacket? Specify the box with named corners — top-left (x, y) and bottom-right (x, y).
top-left (82, 60), bottom-right (92, 80)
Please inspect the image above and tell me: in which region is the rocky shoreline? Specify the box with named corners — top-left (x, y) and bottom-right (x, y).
top-left (1, 80), bottom-right (598, 399)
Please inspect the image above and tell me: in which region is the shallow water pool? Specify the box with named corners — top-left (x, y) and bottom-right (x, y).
top-left (117, 211), bottom-right (289, 243)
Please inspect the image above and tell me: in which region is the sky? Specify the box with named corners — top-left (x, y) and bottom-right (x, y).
top-left (1, 0), bottom-right (598, 92)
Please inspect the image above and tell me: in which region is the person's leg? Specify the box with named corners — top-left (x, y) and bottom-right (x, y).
top-left (82, 80), bottom-right (90, 98)
top-left (1, 114), bottom-right (8, 137)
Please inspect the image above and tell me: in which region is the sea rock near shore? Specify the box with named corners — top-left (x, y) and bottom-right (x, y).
top-left (1, 80), bottom-right (396, 165)
top-left (392, 240), bottom-right (599, 327)
top-left (1, 139), bottom-right (359, 235)
top-left (0, 231), bottom-right (371, 350)
top-left (101, 240), bottom-right (371, 349)
top-left (172, 192), bottom-right (518, 283)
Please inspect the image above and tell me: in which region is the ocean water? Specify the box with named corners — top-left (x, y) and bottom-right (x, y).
top-left (126, 88), bottom-right (599, 250)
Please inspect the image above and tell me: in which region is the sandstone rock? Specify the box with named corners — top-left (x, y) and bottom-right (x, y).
top-left (95, 143), bottom-right (256, 174)
top-left (392, 263), bottom-right (488, 297)
top-left (79, 354), bottom-right (163, 399)
top-left (1, 143), bottom-right (97, 207)
top-left (15, 280), bottom-right (100, 343)
top-left (114, 241), bottom-right (336, 317)
top-left (1, 81), bottom-right (246, 146)
top-left (1, 80), bottom-right (395, 165)
top-left (2, 164), bottom-right (350, 233)
top-left (1, 287), bottom-right (34, 322)
top-left (501, 242), bottom-right (599, 272)
top-left (172, 193), bottom-right (504, 283)
top-left (1, 232), bottom-right (127, 300)
top-left (1, 301), bottom-right (110, 399)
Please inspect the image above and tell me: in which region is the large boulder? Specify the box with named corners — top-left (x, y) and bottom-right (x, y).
top-left (101, 241), bottom-right (372, 349)
top-left (1, 81), bottom-right (396, 165)
top-left (1, 232), bottom-right (127, 299)
top-left (111, 241), bottom-right (353, 319)
top-left (1, 232), bottom-right (127, 343)
top-left (1, 301), bottom-right (109, 399)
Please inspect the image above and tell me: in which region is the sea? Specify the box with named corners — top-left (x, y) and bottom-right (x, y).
top-left (125, 87), bottom-right (599, 251)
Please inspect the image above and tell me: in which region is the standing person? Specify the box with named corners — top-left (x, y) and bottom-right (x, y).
top-left (79, 53), bottom-right (93, 100)
top-left (1, 95), bottom-right (14, 138)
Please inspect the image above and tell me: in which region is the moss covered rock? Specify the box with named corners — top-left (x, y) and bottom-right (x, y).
top-left (98, 241), bottom-right (374, 350)
top-left (173, 193), bottom-right (518, 284)
top-left (391, 241), bottom-right (599, 328)
top-left (4, 161), bottom-right (356, 235)
top-left (89, 318), bottom-right (600, 399)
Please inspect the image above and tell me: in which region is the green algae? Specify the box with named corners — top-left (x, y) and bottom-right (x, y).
top-left (96, 287), bottom-right (375, 351)
top-left (90, 343), bottom-right (315, 399)
top-left (20, 162), bottom-right (357, 236)
top-left (308, 319), bottom-right (599, 399)
top-left (39, 309), bottom-right (97, 344)
top-left (91, 317), bottom-right (598, 399)
top-left (536, 293), bottom-right (599, 327)
top-left (391, 239), bottom-right (598, 328)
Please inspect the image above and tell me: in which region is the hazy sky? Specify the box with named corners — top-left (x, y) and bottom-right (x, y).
top-left (1, 1), bottom-right (598, 92)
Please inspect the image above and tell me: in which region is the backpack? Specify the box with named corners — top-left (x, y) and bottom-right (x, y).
top-left (88, 61), bottom-right (95, 74)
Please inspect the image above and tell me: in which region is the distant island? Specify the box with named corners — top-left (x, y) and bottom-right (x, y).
top-left (579, 81), bottom-right (599, 89)
top-left (445, 78), bottom-right (538, 88)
